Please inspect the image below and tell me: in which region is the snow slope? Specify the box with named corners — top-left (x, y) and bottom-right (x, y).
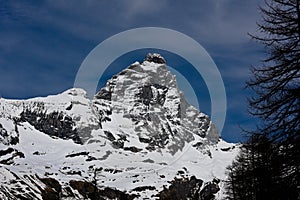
top-left (0, 53), bottom-right (238, 199)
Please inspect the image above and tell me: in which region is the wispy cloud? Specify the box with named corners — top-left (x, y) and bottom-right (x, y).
top-left (0, 0), bottom-right (265, 142)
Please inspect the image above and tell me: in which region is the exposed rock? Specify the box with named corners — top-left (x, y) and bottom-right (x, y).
top-left (33, 151), bottom-right (46, 155)
top-left (112, 140), bottom-right (124, 149)
top-left (65, 170), bottom-right (82, 176)
top-left (112, 135), bottom-right (127, 149)
top-left (20, 110), bottom-right (81, 144)
top-left (0, 147), bottom-right (14, 156)
top-left (158, 176), bottom-right (220, 200)
top-left (98, 151), bottom-right (112, 161)
top-left (147, 131), bottom-right (170, 149)
top-left (123, 146), bottom-right (142, 153)
top-left (136, 84), bottom-right (168, 106)
top-left (104, 131), bottom-right (116, 141)
top-left (142, 158), bottom-right (155, 163)
top-left (91, 53), bottom-right (219, 155)
top-left (159, 176), bottom-right (203, 200)
top-left (137, 85), bottom-right (153, 106)
top-left (95, 88), bottom-right (112, 101)
top-left (144, 53), bottom-right (166, 64)
top-left (0, 122), bottom-right (19, 145)
top-left (39, 177), bottom-right (62, 200)
top-left (132, 186), bottom-right (156, 192)
top-left (200, 181), bottom-right (220, 200)
top-left (0, 171), bottom-right (49, 199)
top-left (0, 147), bottom-right (24, 165)
top-left (69, 180), bottom-right (136, 200)
top-left (139, 137), bottom-right (151, 143)
top-left (65, 103), bottom-right (72, 110)
top-left (221, 147), bottom-right (231, 152)
top-left (193, 141), bottom-right (204, 148)
top-left (65, 151), bottom-right (89, 158)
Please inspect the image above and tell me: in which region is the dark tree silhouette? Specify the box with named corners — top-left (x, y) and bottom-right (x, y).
top-left (226, 0), bottom-right (300, 199)
top-left (248, 0), bottom-right (300, 197)
top-left (248, 0), bottom-right (300, 144)
top-left (225, 135), bottom-right (284, 200)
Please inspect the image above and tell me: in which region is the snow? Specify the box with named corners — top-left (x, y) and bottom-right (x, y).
top-left (140, 61), bottom-right (163, 73)
top-left (0, 56), bottom-right (238, 199)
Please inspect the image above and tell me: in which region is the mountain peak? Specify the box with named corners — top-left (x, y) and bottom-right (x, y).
top-left (144, 53), bottom-right (166, 64)
top-left (0, 53), bottom-right (238, 199)
top-left (94, 53), bottom-right (220, 154)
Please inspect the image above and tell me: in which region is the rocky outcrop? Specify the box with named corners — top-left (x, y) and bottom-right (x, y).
top-left (39, 177), bottom-right (62, 200)
top-left (69, 180), bottom-right (136, 200)
top-left (94, 88), bottom-right (112, 101)
top-left (159, 176), bottom-right (203, 199)
top-left (144, 53), bottom-right (166, 64)
top-left (94, 53), bottom-right (219, 155)
top-left (0, 147), bottom-right (24, 165)
top-left (0, 122), bottom-right (19, 145)
top-left (0, 170), bottom-right (136, 200)
top-left (136, 84), bottom-right (168, 106)
top-left (200, 180), bottom-right (220, 200)
top-left (159, 176), bottom-right (220, 200)
top-left (20, 110), bottom-right (81, 144)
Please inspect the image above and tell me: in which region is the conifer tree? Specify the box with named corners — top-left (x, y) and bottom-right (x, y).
top-left (226, 0), bottom-right (300, 199)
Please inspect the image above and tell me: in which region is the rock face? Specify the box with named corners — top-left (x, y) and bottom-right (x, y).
top-left (0, 121), bottom-right (19, 145)
top-left (144, 53), bottom-right (166, 64)
top-left (159, 176), bottom-right (203, 199)
top-left (20, 109), bottom-right (81, 144)
top-left (159, 176), bottom-right (220, 200)
top-left (0, 53), bottom-right (238, 199)
top-left (95, 53), bottom-right (219, 155)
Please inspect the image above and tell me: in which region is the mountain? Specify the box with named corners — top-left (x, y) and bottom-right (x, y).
top-left (0, 53), bottom-right (238, 199)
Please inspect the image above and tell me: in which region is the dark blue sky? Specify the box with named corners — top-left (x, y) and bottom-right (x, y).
top-left (0, 0), bottom-right (264, 143)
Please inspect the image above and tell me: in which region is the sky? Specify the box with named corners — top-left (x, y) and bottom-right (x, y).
top-left (0, 0), bottom-right (265, 143)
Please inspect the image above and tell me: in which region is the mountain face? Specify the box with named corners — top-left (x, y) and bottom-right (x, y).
top-left (0, 53), bottom-right (238, 199)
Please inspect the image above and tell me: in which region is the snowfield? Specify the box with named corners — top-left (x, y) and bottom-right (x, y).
top-left (0, 53), bottom-right (239, 199)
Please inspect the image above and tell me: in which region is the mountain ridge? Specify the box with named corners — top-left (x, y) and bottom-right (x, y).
top-left (0, 53), bottom-right (238, 199)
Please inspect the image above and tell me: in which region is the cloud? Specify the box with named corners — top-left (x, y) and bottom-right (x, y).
top-left (119, 0), bottom-right (168, 20)
top-left (3, 0), bottom-right (263, 46)
top-left (141, 0), bottom-right (261, 47)
top-left (6, 0), bottom-right (168, 43)
top-left (0, 0), bottom-right (265, 142)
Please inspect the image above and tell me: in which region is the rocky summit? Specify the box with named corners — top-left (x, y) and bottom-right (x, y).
top-left (0, 53), bottom-right (238, 199)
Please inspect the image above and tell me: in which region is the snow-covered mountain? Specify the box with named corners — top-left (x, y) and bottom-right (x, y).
top-left (0, 53), bottom-right (238, 199)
